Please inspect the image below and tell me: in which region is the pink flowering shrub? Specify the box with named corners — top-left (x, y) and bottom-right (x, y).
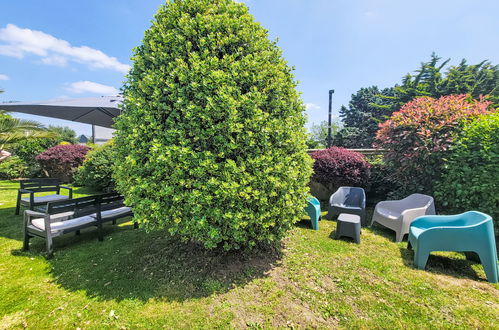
top-left (375, 94), bottom-right (493, 196)
top-left (36, 144), bottom-right (90, 182)
top-left (310, 147), bottom-right (370, 191)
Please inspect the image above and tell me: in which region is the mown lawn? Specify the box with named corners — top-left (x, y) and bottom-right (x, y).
top-left (0, 179), bottom-right (498, 329)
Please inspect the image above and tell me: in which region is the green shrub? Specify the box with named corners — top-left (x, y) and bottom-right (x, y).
top-left (376, 94), bottom-right (493, 196)
top-left (435, 113), bottom-right (499, 232)
top-left (0, 156), bottom-right (27, 179)
top-left (113, 0), bottom-right (313, 251)
top-left (74, 142), bottom-right (115, 191)
top-left (365, 155), bottom-right (398, 203)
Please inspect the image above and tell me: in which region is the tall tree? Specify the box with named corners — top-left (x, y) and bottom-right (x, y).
top-left (335, 86), bottom-right (394, 148)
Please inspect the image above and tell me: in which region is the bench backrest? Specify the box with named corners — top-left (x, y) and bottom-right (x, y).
top-left (47, 195), bottom-right (100, 217)
top-left (20, 178), bottom-right (60, 193)
top-left (99, 192), bottom-right (126, 212)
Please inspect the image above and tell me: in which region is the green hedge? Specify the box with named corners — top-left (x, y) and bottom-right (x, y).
top-left (435, 113), bottom-right (499, 232)
top-left (0, 156), bottom-right (27, 179)
top-left (74, 142), bottom-right (115, 191)
top-left (113, 0), bottom-right (312, 251)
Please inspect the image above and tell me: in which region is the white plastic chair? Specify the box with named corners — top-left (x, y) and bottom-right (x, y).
top-left (371, 193), bottom-right (436, 242)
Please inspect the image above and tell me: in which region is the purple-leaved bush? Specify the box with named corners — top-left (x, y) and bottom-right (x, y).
top-left (36, 144), bottom-right (90, 182)
top-left (310, 147), bottom-right (370, 189)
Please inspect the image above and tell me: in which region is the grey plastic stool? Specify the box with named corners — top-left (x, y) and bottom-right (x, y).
top-left (335, 213), bottom-right (361, 244)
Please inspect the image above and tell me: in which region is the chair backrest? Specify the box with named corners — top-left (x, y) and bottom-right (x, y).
top-left (333, 187), bottom-right (365, 207)
top-left (20, 178), bottom-right (60, 193)
top-left (46, 195), bottom-right (100, 217)
top-left (404, 194), bottom-right (434, 208)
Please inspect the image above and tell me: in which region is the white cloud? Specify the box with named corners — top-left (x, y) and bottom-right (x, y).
top-left (65, 81), bottom-right (118, 95)
top-left (0, 24), bottom-right (130, 73)
top-left (305, 103), bottom-right (321, 111)
top-left (0, 74), bottom-right (9, 80)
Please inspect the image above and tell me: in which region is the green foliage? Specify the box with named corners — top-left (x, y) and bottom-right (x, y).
top-left (364, 155), bottom-right (397, 203)
top-left (8, 126), bottom-right (78, 176)
top-left (382, 53), bottom-right (499, 112)
top-left (0, 155), bottom-right (27, 179)
top-left (47, 126), bottom-right (78, 144)
top-left (74, 142), bottom-right (115, 191)
top-left (376, 95), bottom-right (493, 197)
top-left (114, 0), bottom-right (313, 250)
top-left (0, 111), bottom-right (54, 150)
top-left (338, 54), bottom-right (499, 147)
top-left (336, 86), bottom-right (395, 148)
top-left (435, 113), bottom-right (499, 232)
top-left (307, 120), bottom-right (340, 149)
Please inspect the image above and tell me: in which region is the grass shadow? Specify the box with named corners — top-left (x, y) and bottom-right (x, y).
top-left (399, 246), bottom-right (484, 282)
top-left (13, 220), bottom-right (282, 303)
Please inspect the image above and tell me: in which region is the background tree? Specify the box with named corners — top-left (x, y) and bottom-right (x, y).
top-left (334, 86), bottom-right (394, 148)
top-left (307, 120), bottom-right (339, 149)
top-left (381, 53), bottom-right (499, 111)
top-left (336, 54), bottom-right (499, 148)
top-left (47, 126), bottom-right (78, 144)
top-left (114, 0), bottom-right (313, 251)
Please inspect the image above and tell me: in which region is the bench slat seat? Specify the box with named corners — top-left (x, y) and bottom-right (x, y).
top-left (30, 216), bottom-right (96, 236)
top-left (21, 194), bottom-right (70, 204)
top-left (23, 192), bottom-right (136, 257)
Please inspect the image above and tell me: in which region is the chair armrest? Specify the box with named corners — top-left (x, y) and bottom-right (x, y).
top-left (60, 186), bottom-right (73, 198)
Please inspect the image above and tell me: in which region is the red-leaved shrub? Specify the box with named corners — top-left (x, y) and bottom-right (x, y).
top-left (36, 144), bottom-right (90, 182)
top-left (375, 94), bottom-right (493, 196)
top-left (310, 147), bottom-right (370, 192)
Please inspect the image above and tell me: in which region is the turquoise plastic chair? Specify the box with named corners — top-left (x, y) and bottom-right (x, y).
top-left (305, 197), bottom-right (321, 230)
top-left (408, 211), bottom-right (498, 283)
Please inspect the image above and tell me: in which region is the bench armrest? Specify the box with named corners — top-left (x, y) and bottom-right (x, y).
top-left (18, 189), bottom-right (34, 194)
top-left (24, 209), bottom-right (45, 226)
top-left (60, 186), bottom-right (73, 198)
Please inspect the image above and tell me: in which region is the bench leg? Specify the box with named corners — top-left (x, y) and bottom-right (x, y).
top-left (15, 193), bottom-right (21, 215)
top-left (23, 233), bottom-right (31, 251)
top-left (134, 222), bottom-right (139, 229)
top-left (75, 230), bottom-right (81, 236)
top-left (46, 236), bottom-right (54, 258)
top-left (97, 223), bottom-right (104, 241)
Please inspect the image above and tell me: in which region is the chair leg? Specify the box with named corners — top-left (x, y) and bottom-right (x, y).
top-left (395, 231), bottom-right (404, 243)
top-left (414, 247), bottom-right (430, 270)
top-left (477, 251), bottom-right (499, 283)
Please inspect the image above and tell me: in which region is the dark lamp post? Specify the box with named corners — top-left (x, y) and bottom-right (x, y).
top-left (327, 89), bottom-right (335, 148)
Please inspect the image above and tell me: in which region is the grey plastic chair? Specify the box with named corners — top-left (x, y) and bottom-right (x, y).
top-left (326, 187), bottom-right (367, 226)
top-left (371, 193), bottom-right (435, 242)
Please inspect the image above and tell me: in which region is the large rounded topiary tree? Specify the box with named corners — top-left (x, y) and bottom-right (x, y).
top-left (114, 0), bottom-right (312, 250)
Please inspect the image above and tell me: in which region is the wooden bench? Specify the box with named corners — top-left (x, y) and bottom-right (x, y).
top-left (15, 178), bottom-right (73, 215)
top-left (23, 193), bottom-right (135, 256)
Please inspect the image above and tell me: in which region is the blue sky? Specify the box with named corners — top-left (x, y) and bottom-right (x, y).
top-left (0, 0), bottom-right (498, 135)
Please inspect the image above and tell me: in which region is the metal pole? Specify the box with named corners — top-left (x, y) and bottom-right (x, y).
top-left (327, 89), bottom-right (334, 148)
top-left (91, 125), bottom-right (95, 144)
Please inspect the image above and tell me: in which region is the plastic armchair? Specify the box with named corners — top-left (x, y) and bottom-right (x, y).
top-left (305, 196), bottom-right (321, 230)
top-left (371, 193), bottom-right (435, 242)
top-left (408, 211), bottom-right (498, 283)
top-left (326, 187), bottom-right (366, 226)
